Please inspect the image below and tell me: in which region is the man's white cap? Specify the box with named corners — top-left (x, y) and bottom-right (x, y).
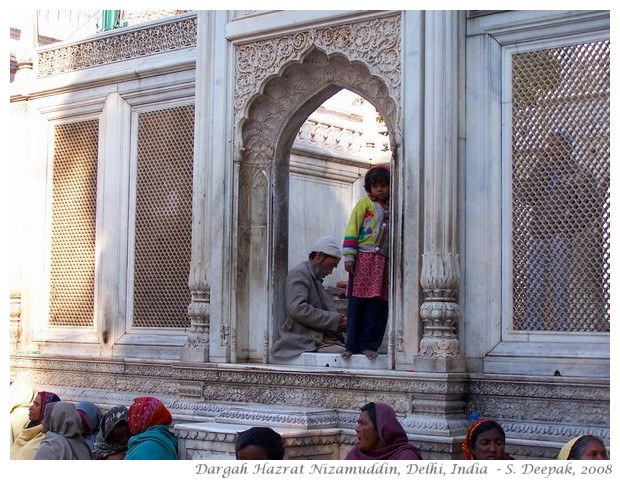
top-left (311, 236), bottom-right (342, 259)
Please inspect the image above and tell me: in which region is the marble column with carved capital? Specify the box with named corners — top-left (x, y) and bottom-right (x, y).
top-left (10, 291), bottom-right (22, 355)
top-left (414, 10), bottom-right (465, 373)
top-left (181, 11), bottom-right (215, 364)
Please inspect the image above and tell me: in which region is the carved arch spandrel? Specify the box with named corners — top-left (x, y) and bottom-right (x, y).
top-left (234, 13), bottom-right (402, 164)
top-left (232, 14), bottom-right (402, 362)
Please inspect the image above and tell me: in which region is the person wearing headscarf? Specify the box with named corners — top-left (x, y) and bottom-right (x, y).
top-left (34, 401), bottom-right (92, 460)
top-left (76, 401), bottom-right (103, 450)
top-left (41, 401), bottom-right (57, 433)
top-left (92, 405), bottom-right (132, 460)
top-left (11, 390), bottom-right (61, 460)
top-left (557, 435), bottom-right (609, 460)
top-left (10, 377), bottom-right (36, 445)
top-left (345, 402), bottom-right (423, 460)
top-left (462, 418), bottom-right (514, 460)
top-left (124, 397), bottom-right (178, 460)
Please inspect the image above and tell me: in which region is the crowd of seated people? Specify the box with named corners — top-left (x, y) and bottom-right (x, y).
top-left (10, 379), bottom-right (178, 460)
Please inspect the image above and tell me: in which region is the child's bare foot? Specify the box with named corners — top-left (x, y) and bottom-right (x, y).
top-left (341, 350), bottom-right (353, 359)
top-left (362, 350), bottom-right (378, 360)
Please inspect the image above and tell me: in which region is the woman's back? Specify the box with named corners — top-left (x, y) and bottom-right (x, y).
top-left (34, 401), bottom-right (92, 460)
top-left (124, 396), bottom-right (178, 460)
top-left (125, 424), bottom-right (178, 460)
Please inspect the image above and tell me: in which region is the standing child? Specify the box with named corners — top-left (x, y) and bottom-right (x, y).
top-left (341, 164), bottom-right (390, 360)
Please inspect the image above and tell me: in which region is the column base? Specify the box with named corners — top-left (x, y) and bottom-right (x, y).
top-left (413, 355), bottom-right (466, 373)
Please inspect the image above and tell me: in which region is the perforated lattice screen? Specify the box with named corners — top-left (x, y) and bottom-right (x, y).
top-left (49, 120), bottom-right (99, 327)
top-left (132, 105), bottom-right (194, 328)
top-left (511, 41), bottom-right (610, 332)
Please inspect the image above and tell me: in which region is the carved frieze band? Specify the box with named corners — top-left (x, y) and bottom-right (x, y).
top-left (296, 120), bottom-right (366, 155)
top-left (468, 376), bottom-right (609, 401)
top-left (215, 410), bottom-right (340, 427)
top-left (37, 16), bottom-right (197, 77)
top-left (10, 356), bottom-right (607, 440)
top-left (470, 396), bottom-right (609, 427)
top-left (11, 357), bottom-right (467, 397)
top-left (502, 421), bottom-right (609, 442)
top-left (467, 377), bottom-right (609, 435)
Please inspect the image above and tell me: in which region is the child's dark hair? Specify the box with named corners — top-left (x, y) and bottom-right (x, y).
top-left (235, 426), bottom-right (285, 460)
top-left (364, 164), bottom-right (390, 193)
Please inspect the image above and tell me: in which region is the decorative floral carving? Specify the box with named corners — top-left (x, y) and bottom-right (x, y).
top-left (184, 287), bottom-right (210, 358)
top-left (11, 356), bottom-right (608, 453)
top-left (295, 120), bottom-right (366, 155)
top-left (178, 381), bottom-right (203, 400)
top-left (420, 253), bottom-right (460, 300)
top-left (37, 16), bottom-right (197, 77)
top-left (10, 291), bottom-right (22, 354)
top-left (215, 409), bottom-right (339, 427)
top-left (418, 253), bottom-right (461, 358)
top-left (235, 13), bottom-right (401, 165)
top-left (184, 333), bottom-right (209, 350)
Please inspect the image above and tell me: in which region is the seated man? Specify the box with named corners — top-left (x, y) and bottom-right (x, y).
top-left (271, 236), bottom-right (347, 358)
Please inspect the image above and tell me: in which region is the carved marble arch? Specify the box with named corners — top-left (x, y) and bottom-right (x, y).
top-left (235, 47), bottom-right (399, 363)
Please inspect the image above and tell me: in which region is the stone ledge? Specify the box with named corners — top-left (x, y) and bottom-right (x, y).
top-left (175, 421), bottom-right (343, 460)
top-left (270, 352), bottom-right (389, 369)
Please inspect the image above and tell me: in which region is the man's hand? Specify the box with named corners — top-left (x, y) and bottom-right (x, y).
top-left (338, 313), bottom-right (347, 332)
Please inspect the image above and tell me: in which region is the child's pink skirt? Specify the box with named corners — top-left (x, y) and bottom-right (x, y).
top-left (351, 252), bottom-right (389, 301)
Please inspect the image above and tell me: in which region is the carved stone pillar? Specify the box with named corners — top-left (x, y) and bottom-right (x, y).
top-left (181, 11), bottom-right (213, 364)
top-left (10, 291), bottom-right (22, 354)
top-left (416, 253), bottom-right (464, 372)
top-left (181, 279), bottom-right (210, 363)
top-left (414, 10), bottom-right (465, 373)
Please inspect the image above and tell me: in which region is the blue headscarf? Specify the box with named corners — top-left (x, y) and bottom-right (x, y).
top-left (76, 401), bottom-right (103, 450)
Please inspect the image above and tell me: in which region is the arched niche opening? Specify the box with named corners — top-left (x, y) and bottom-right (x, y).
top-left (280, 90), bottom-right (393, 352)
top-left (235, 48), bottom-right (398, 364)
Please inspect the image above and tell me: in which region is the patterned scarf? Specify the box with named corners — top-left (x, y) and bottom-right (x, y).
top-left (128, 397), bottom-right (172, 435)
top-left (92, 405), bottom-right (130, 459)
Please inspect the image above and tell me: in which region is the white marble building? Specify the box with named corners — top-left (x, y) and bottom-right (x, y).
top-left (9, 10), bottom-right (610, 459)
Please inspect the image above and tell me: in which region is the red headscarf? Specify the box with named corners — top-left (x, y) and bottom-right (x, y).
top-left (462, 418), bottom-right (512, 460)
top-left (128, 397), bottom-right (172, 435)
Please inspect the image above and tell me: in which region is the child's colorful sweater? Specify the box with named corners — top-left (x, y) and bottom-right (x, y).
top-left (342, 196), bottom-right (389, 262)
